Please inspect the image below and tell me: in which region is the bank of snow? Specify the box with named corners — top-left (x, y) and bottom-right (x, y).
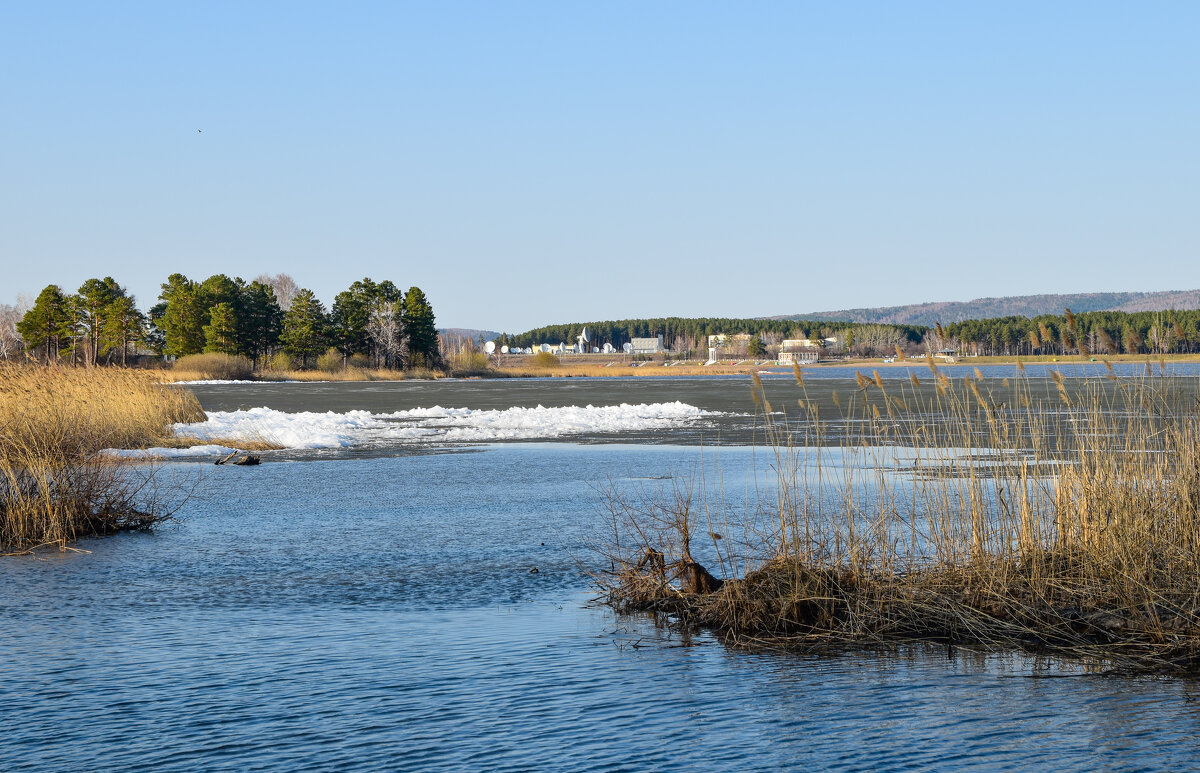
top-left (104, 444), bottom-right (243, 459)
top-left (168, 402), bottom-right (716, 451)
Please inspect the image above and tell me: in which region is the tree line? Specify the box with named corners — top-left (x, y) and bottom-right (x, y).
top-left (503, 309), bottom-right (1200, 359)
top-left (13, 273), bottom-right (441, 369)
top-left (500, 317), bottom-right (928, 356)
top-left (940, 309), bottom-right (1200, 356)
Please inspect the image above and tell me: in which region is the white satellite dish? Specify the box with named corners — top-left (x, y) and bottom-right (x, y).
top-left (540, 343), bottom-right (551, 353)
top-left (622, 342), bottom-right (633, 354)
top-left (592, 346), bottom-right (599, 353)
top-left (557, 343), bottom-right (566, 353)
top-left (500, 345), bottom-right (509, 354)
top-left (581, 327), bottom-right (590, 343)
top-left (603, 342), bottom-right (614, 354)
top-left (484, 340), bottom-right (496, 354)
top-left (524, 348), bottom-right (532, 354)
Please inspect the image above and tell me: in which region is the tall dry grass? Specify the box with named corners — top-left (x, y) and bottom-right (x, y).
top-left (601, 361), bottom-right (1200, 673)
top-left (0, 365), bottom-right (205, 553)
top-left (172, 352), bottom-right (254, 381)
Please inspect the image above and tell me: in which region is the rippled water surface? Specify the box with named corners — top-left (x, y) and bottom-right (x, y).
top-left (5, 377), bottom-right (1200, 771)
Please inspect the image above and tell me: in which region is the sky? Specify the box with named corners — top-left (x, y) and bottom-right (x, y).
top-left (2, 1), bottom-right (1198, 332)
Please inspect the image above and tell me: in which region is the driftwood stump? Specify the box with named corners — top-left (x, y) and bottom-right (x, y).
top-left (679, 560), bottom-right (724, 594)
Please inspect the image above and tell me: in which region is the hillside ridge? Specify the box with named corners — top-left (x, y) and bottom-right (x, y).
top-left (770, 290), bottom-right (1200, 326)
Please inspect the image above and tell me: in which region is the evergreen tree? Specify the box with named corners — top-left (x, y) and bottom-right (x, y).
top-left (156, 274), bottom-right (207, 356)
top-left (103, 295), bottom-right (145, 366)
top-left (238, 281), bottom-right (283, 366)
top-left (747, 335), bottom-right (766, 357)
top-left (76, 277), bottom-right (123, 365)
top-left (198, 274), bottom-right (242, 312)
top-left (401, 286), bottom-right (439, 368)
top-left (204, 302), bottom-right (240, 354)
top-left (280, 288), bottom-right (328, 367)
top-left (330, 278), bottom-right (376, 358)
top-left (17, 285), bottom-right (70, 363)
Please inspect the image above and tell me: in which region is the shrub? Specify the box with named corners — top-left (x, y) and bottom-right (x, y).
top-left (264, 352), bottom-right (293, 372)
top-left (450, 351), bottom-right (490, 375)
top-left (316, 347), bottom-right (344, 373)
top-left (173, 353), bottom-right (253, 380)
top-left (531, 352), bottom-right (561, 368)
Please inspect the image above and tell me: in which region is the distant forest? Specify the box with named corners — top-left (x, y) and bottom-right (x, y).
top-left (501, 318), bottom-right (928, 356)
top-left (502, 308), bottom-right (1200, 358)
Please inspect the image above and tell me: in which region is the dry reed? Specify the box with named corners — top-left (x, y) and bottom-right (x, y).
top-left (599, 367), bottom-right (1200, 674)
top-left (0, 365), bottom-right (205, 553)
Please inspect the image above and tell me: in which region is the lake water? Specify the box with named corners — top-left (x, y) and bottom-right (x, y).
top-left (5, 375), bottom-right (1200, 770)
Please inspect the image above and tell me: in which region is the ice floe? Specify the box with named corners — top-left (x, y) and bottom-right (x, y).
top-left (104, 444), bottom-right (243, 459)
top-left (170, 402), bottom-right (716, 450)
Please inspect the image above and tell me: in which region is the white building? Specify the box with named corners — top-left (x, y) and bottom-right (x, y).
top-left (779, 350), bottom-right (819, 364)
top-left (630, 335), bottom-right (666, 355)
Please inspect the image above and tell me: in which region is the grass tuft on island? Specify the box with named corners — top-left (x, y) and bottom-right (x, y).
top-left (600, 362), bottom-right (1200, 675)
top-left (0, 365), bottom-right (206, 553)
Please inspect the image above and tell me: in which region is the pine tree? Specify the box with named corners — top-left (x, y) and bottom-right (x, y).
top-left (17, 285), bottom-right (70, 363)
top-left (76, 277), bottom-right (123, 365)
top-left (331, 278), bottom-right (377, 358)
top-left (103, 295), bottom-right (145, 366)
top-left (204, 302), bottom-right (240, 354)
top-left (156, 274), bottom-right (207, 356)
top-left (401, 286), bottom-right (439, 369)
top-left (239, 281), bottom-right (283, 366)
top-left (280, 289), bottom-right (328, 367)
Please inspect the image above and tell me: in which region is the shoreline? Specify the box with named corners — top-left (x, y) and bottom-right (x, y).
top-left (153, 352), bottom-right (1200, 383)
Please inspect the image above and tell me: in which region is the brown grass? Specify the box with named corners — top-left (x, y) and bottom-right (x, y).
top-left (172, 353), bottom-right (254, 380)
top-left (162, 365), bottom-right (447, 382)
top-left (0, 365), bottom-right (206, 553)
top-left (600, 365), bottom-right (1200, 674)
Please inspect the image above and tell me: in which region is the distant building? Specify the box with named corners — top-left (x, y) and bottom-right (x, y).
top-left (779, 350), bottom-right (819, 364)
top-left (631, 335), bottom-right (667, 355)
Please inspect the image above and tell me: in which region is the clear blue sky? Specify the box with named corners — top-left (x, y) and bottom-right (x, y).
top-left (2, 1), bottom-right (1197, 331)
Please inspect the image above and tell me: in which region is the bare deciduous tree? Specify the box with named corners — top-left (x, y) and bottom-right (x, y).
top-left (0, 296), bottom-right (30, 360)
top-left (366, 300), bottom-right (405, 368)
top-left (253, 273), bottom-right (299, 311)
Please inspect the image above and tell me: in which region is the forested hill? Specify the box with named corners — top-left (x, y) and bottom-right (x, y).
top-left (771, 290), bottom-right (1200, 326)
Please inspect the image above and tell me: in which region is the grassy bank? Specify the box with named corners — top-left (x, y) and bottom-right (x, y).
top-left (0, 365), bottom-right (205, 553)
top-left (162, 352), bottom-right (447, 382)
top-left (601, 362), bottom-right (1200, 674)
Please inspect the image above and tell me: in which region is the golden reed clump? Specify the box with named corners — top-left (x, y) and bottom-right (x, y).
top-left (600, 366), bottom-right (1200, 674)
top-left (0, 364), bottom-right (204, 553)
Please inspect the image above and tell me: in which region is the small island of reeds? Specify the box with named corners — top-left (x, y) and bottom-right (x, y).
top-left (0, 365), bottom-right (205, 553)
top-left (601, 361), bottom-right (1200, 675)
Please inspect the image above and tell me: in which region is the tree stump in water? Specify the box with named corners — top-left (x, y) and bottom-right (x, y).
top-left (679, 560), bottom-right (724, 594)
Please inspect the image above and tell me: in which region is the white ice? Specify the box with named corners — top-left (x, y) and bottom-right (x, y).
top-left (170, 402), bottom-right (716, 450)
